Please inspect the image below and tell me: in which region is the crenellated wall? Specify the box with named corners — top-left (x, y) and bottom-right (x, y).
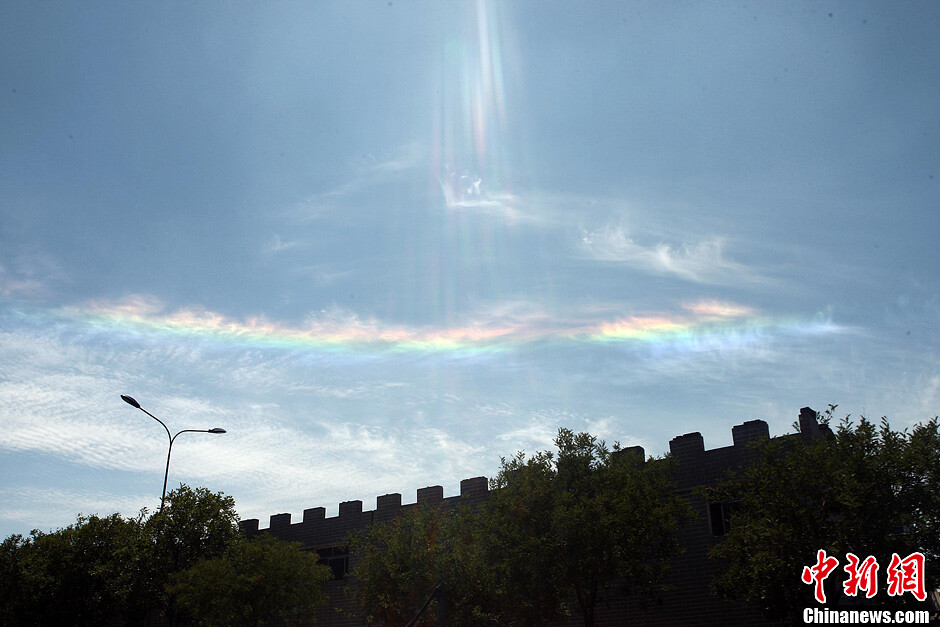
top-left (239, 476), bottom-right (493, 627)
top-left (243, 412), bottom-right (818, 626)
top-left (240, 475), bottom-right (490, 541)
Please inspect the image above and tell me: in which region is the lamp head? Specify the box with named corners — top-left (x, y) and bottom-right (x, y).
top-left (208, 428), bottom-right (226, 434)
top-left (121, 395), bottom-right (141, 409)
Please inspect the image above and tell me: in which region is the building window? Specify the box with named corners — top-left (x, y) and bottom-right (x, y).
top-left (316, 545), bottom-right (349, 580)
top-left (709, 501), bottom-right (739, 536)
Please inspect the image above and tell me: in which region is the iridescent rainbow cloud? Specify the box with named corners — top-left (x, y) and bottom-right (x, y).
top-left (40, 295), bottom-right (840, 356)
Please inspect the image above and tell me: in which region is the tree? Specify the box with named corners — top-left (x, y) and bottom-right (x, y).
top-left (348, 429), bottom-right (690, 627)
top-left (170, 534), bottom-right (332, 626)
top-left (0, 513), bottom-right (147, 626)
top-left (348, 504), bottom-right (442, 625)
top-left (146, 484), bottom-right (241, 573)
top-left (0, 485), bottom-right (329, 626)
top-left (0, 485), bottom-right (299, 626)
top-left (348, 503), bottom-right (499, 626)
top-left (141, 484), bottom-right (243, 624)
top-left (710, 409), bottom-right (940, 621)
top-left (0, 534), bottom-right (27, 626)
top-left (483, 428), bottom-right (691, 626)
top-left (479, 448), bottom-right (565, 625)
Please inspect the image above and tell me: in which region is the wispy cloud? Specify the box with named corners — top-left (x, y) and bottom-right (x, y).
top-left (0, 364), bottom-right (229, 478)
top-left (0, 487), bottom-right (155, 530)
top-left (0, 269), bottom-right (44, 298)
top-left (0, 334), bottom-right (488, 526)
top-left (494, 409), bottom-right (638, 456)
top-left (262, 234), bottom-right (307, 255)
top-left (0, 293), bottom-right (835, 362)
top-left (438, 169), bottom-right (561, 226)
top-left (439, 169), bottom-right (523, 219)
top-left (0, 345), bottom-right (487, 528)
top-left (0, 296), bottom-right (909, 538)
top-left (354, 141), bottom-right (425, 175)
top-left (291, 264), bottom-right (352, 287)
top-left (225, 418), bottom-right (494, 523)
top-left (495, 415), bottom-right (560, 452)
top-left (579, 224), bottom-right (757, 285)
top-left (61, 294), bottom-right (806, 355)
top-left (85, 293), bottom-right (164, 316)
top-left (682, 300), bottom-right (756, 318)
top-left (286, 142), bottom-right (427, 222)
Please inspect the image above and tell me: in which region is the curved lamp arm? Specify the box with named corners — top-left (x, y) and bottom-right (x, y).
top-left (121, 395), bottom-right (226, 510)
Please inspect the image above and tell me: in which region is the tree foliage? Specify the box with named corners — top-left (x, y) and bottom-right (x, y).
top-left (0, 484), bottom-right (328, 626)
top-left (710, 409), bottom-right (940, 621)
top-left (0, 534), bottom-right (28, 626)
top-left (484, 428), bottom-right (691, 626)
top-left (347, 428), bottom-right (691, 627)
top-left (0, 513), bottom-right (147, 626)
top-left (148, 485), bottom-right (240, 574)
top-left (144, 485), bottom-right (241, 624)
top-left (348, 504), bottom-right (443, 625)
top-left (347, 503), bottom-right (500, 626)
top-left (170, 534), bottom-right (331, 626)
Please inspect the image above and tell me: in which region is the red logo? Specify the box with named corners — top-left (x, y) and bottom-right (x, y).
top-left (886, 552), bottom-right (927, 602)
top-left (802, 549), bottom-right (840, 603)
top-left (802, 551), bottom-right (926, 603)
top-left (843, 553), bottom-right (879, 598)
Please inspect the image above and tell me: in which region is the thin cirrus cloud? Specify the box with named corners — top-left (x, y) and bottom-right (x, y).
top-left (0, 487), bottom-right (156, 527)
top-left (284, 143), bottom-right (427, 223)
top-left (681, 300), bottom-right (756, 318)
top-left (0, 266), bottom-right (48, 299)
top-left (0, 334), bottom-right (494, 524)
top-left (438, 170), bottom-right (530, 222)
top-left (0, 295), bottom-right (854, 530)
top-left (579, 224), bottom-right (757, 285)
top-left (273, 138), bottom-right (554, 227)
top-left (436, 169), bottom-right (573, 227)
top-left (291, 265), bottom-right (353, 287)
top-left (52, 293), bottom-right (818, 357)
top-left (215, 418), bottom-right (494, 520)
top-left (0, 367), bottom-right (221, 477)
top-left (263, 234), bottom-right (307, 255)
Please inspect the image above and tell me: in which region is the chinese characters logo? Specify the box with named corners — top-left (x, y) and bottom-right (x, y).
top-left (801, 550), bottom-right (926, 604)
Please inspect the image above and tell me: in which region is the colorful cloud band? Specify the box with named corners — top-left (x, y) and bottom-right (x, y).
top-left (0, 296), bottom-right (842, 357)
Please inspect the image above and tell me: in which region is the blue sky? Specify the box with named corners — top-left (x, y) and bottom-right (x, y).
top-left (1, 0), bottom-right (938, 538)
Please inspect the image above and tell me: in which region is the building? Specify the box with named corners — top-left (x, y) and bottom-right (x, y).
top-left (241, 409), bottom-right (830, 625)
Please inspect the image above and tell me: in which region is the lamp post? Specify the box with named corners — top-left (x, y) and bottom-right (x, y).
top-left (121, 394), bottom-right (226, 510)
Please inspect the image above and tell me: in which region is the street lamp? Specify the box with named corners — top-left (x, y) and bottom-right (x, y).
top-left (121, 394), bottom-right (226, 510)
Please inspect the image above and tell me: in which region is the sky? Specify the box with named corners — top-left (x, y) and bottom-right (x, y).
top-left (1, 0), bottom-right (938, 538)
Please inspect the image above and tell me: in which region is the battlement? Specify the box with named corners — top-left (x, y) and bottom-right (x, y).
top-left (240, 475), bottom-right (490, 536)
top-left (667, 418), bottom-right (775, 489)
top-left (241, 414), bottom-right (807, 535)
top-left (242, 410), bottom-right (818, 626)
